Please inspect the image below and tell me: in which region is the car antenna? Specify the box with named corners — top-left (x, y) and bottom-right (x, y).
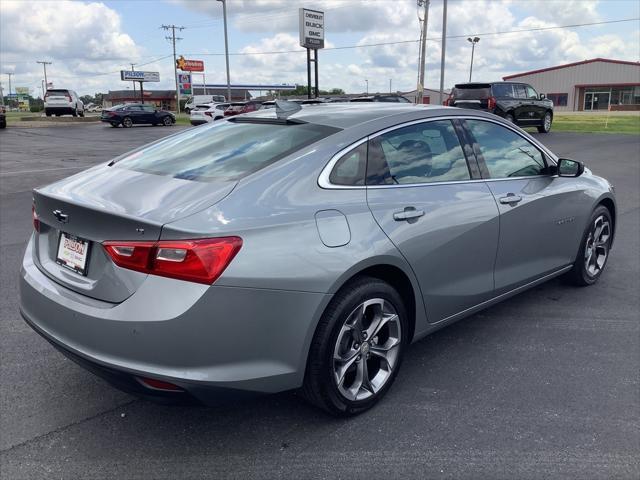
top-left (275, 99), bottom-right (302, 119)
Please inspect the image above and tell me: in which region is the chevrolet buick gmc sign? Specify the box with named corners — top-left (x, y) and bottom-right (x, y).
top-left (299, 8), bottom-right (324, 49)
top-left (120, 70), bottom-right (160, 82)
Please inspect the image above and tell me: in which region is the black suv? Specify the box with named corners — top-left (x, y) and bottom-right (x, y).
top-left (446, 82), bottom-right (554, 133)
top-left (350, 94), bottom-right (411, 103)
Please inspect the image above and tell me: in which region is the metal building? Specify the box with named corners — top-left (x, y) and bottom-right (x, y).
top-left (502, 58), bottom-right (640, 112)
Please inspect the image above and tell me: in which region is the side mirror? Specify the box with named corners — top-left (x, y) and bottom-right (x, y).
top-left (539, 93), bottom-right (546, 100)
top-left (558, 158), bottom-right (584, 177)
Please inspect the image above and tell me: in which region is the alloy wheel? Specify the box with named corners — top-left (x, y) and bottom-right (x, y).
top-left (332, 298), bottom-right (402, 401)
top-left (544, 113), bottom-right (552, 131)
top-left (584, 215), bottom-right (610, 277)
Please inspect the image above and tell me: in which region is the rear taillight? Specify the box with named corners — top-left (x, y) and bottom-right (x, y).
top-left (108, 111), bottom-right (117, 117)
top-left (443, 96), bottom-right (452, 106)
top-left (66, 95), bottom-right (72, 102)
top-left (103, 237), bottom-right (242, 284)
top-left (204, 111), bottom-right (213, 117)
top-left (487, 96), bottom-right (497, 110)
top-left (32, 204), bottom-right (40, 232)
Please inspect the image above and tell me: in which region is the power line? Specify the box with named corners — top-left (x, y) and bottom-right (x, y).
top-left (183, 17), bottom-right (639, 56)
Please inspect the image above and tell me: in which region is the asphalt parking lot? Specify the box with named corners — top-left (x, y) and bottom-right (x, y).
top-left (1, 123), bottom-right (638, 479)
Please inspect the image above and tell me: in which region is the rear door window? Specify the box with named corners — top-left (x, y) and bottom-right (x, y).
top-left (513, 85), bottom-right (528, 99)
top-left (367, 120), bottom-right (471, 185)
top-left (492, 84), bottom-right (514, 98)
top-left (114, 121), bottom-right (339, 182)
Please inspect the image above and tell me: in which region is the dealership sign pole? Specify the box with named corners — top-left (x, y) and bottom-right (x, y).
top-left (299, 8), bottom-right (324, 99)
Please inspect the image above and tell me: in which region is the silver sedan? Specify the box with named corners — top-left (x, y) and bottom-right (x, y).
top-left (20, 103), bottom-right (616, 415)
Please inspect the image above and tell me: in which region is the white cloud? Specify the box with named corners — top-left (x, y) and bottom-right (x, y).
top-left (0, 0), bottom-right (145, 95)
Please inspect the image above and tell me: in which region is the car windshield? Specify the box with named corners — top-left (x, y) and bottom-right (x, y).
top-left (113, 121), bottom-right (340, 182)
top-left (46, 90), bottom-right (69, 97)
top-left (453, 85), bottom-right (492, 99)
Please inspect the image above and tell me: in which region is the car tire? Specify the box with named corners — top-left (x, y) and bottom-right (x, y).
top-left (79, 109), bottom-right (85, 118)
top-left (537, 112), bottom-right (552, 133)
top-left (302, 276), bottom-right (408, 416)
top-left (162, 116), bottom-right (173, 126)
top-left (505, 113), bottom-right (515, 124)
top-left (184, 108), bottom-right (190, 114)
top-left (45, 111), bottom-right (52, 117)
top-left (122, 117), bottom-right (133, 128)
top-left (72, 107), bottom-right (78, 117)
top-left (565, 205), bottom-right (613, 286)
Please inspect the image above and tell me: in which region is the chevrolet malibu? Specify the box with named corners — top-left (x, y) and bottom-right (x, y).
top-left (20, 103), bottom-right (616, 416)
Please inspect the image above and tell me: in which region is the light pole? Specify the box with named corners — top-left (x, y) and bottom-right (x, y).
top-left (467, 37), bottom-right (480, 82)
top-left (365, 79), bottom-right (368, 95)
top-left (217, 0), bottom-right (231, 102)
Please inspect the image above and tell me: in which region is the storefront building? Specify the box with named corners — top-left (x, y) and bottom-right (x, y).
top-left (503, 58), bottom-right (640, 111)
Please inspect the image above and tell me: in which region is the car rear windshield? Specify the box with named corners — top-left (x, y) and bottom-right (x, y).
top-left (113, 121), bottom-right (340, 182)
top-left (452, 85), bottom-right (491, 99)
top-left (46, 90), bottom-right (69, 96)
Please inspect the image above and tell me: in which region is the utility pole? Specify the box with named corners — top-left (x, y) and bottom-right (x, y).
top-left (36, 61), bottom-right (52, 91)
top-left (416, 0), bottom-right (430, 104)
top-left (365, 79), bottom-right (368, 95)
top-left (217, 0), bottom-right (232, 102)
top-left (439, 0), bottom-right (447, 105)
top-left (389, 78), bottom-right (392, 94)
top-left (161, 24), bottom-right (184, 113)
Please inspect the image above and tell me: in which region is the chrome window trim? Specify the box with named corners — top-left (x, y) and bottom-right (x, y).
top-left (318, 114), bottom-right (558, 190)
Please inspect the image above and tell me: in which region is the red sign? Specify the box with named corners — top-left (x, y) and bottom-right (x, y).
top-left (176, 56), bottom-right (204, 72)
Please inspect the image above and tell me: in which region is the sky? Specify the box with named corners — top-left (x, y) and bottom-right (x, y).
top-left (0, 0), bottom-right (639, 98)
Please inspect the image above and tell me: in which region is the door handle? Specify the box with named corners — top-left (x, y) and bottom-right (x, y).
top-left (393, 207), bottom-right (425, 221)
top-left (499, 194), bottom-right (522, 205)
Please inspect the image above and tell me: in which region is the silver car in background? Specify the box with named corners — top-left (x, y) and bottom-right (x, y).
top-left (20, 103), bottom-right (616, 415)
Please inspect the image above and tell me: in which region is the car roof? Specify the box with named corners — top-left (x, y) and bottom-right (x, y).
top-left (238, 103), bottom-right (451, 129)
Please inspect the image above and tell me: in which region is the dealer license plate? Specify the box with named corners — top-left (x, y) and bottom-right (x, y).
top-left (56, 232), bottom-right (90, 276)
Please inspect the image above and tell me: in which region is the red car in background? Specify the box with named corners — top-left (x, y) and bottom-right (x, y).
top-left (224, 101), bottom-right (262, 117)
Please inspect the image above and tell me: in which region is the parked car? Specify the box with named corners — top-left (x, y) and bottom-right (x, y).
top-left (101, 103), bottom-right (175, 128)
top-left (44, 89), bottom-right (85, 117)
top-left (85, 103), bottom-right (102, 113)
top-left (223, 101), bottom-right (262, 117)
top-left (445, 82), bottom-right (554, 133)
top-left (184, 95), bottom-right (226, 114)
top-left (22, 104), bottom-right (616, 416)
top-left (0, 105), bottom-right (6, 129)
top-left (190, 103), bottom-right (230, 125)
top-left (351, 94), bottom-right (411, 103)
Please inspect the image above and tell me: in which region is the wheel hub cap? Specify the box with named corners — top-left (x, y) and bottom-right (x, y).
top-left (332, 298), bottom-right (402, 401)
top-left (584, 215), bottom-right (610, 277)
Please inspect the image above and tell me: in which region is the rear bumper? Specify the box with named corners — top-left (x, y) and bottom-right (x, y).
top-left (45, 107), bottom-right (75, 114)
top-left (20, 237), bottom-right (331, 404)
top-left (190, 119), bottom-right (209, 125)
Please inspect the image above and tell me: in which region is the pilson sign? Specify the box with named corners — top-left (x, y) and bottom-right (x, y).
top-left (299, 8), bottom-right (324, 49)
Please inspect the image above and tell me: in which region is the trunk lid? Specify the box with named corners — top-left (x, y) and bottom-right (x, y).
top-left (32, 165), bottom-right (236, 303)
